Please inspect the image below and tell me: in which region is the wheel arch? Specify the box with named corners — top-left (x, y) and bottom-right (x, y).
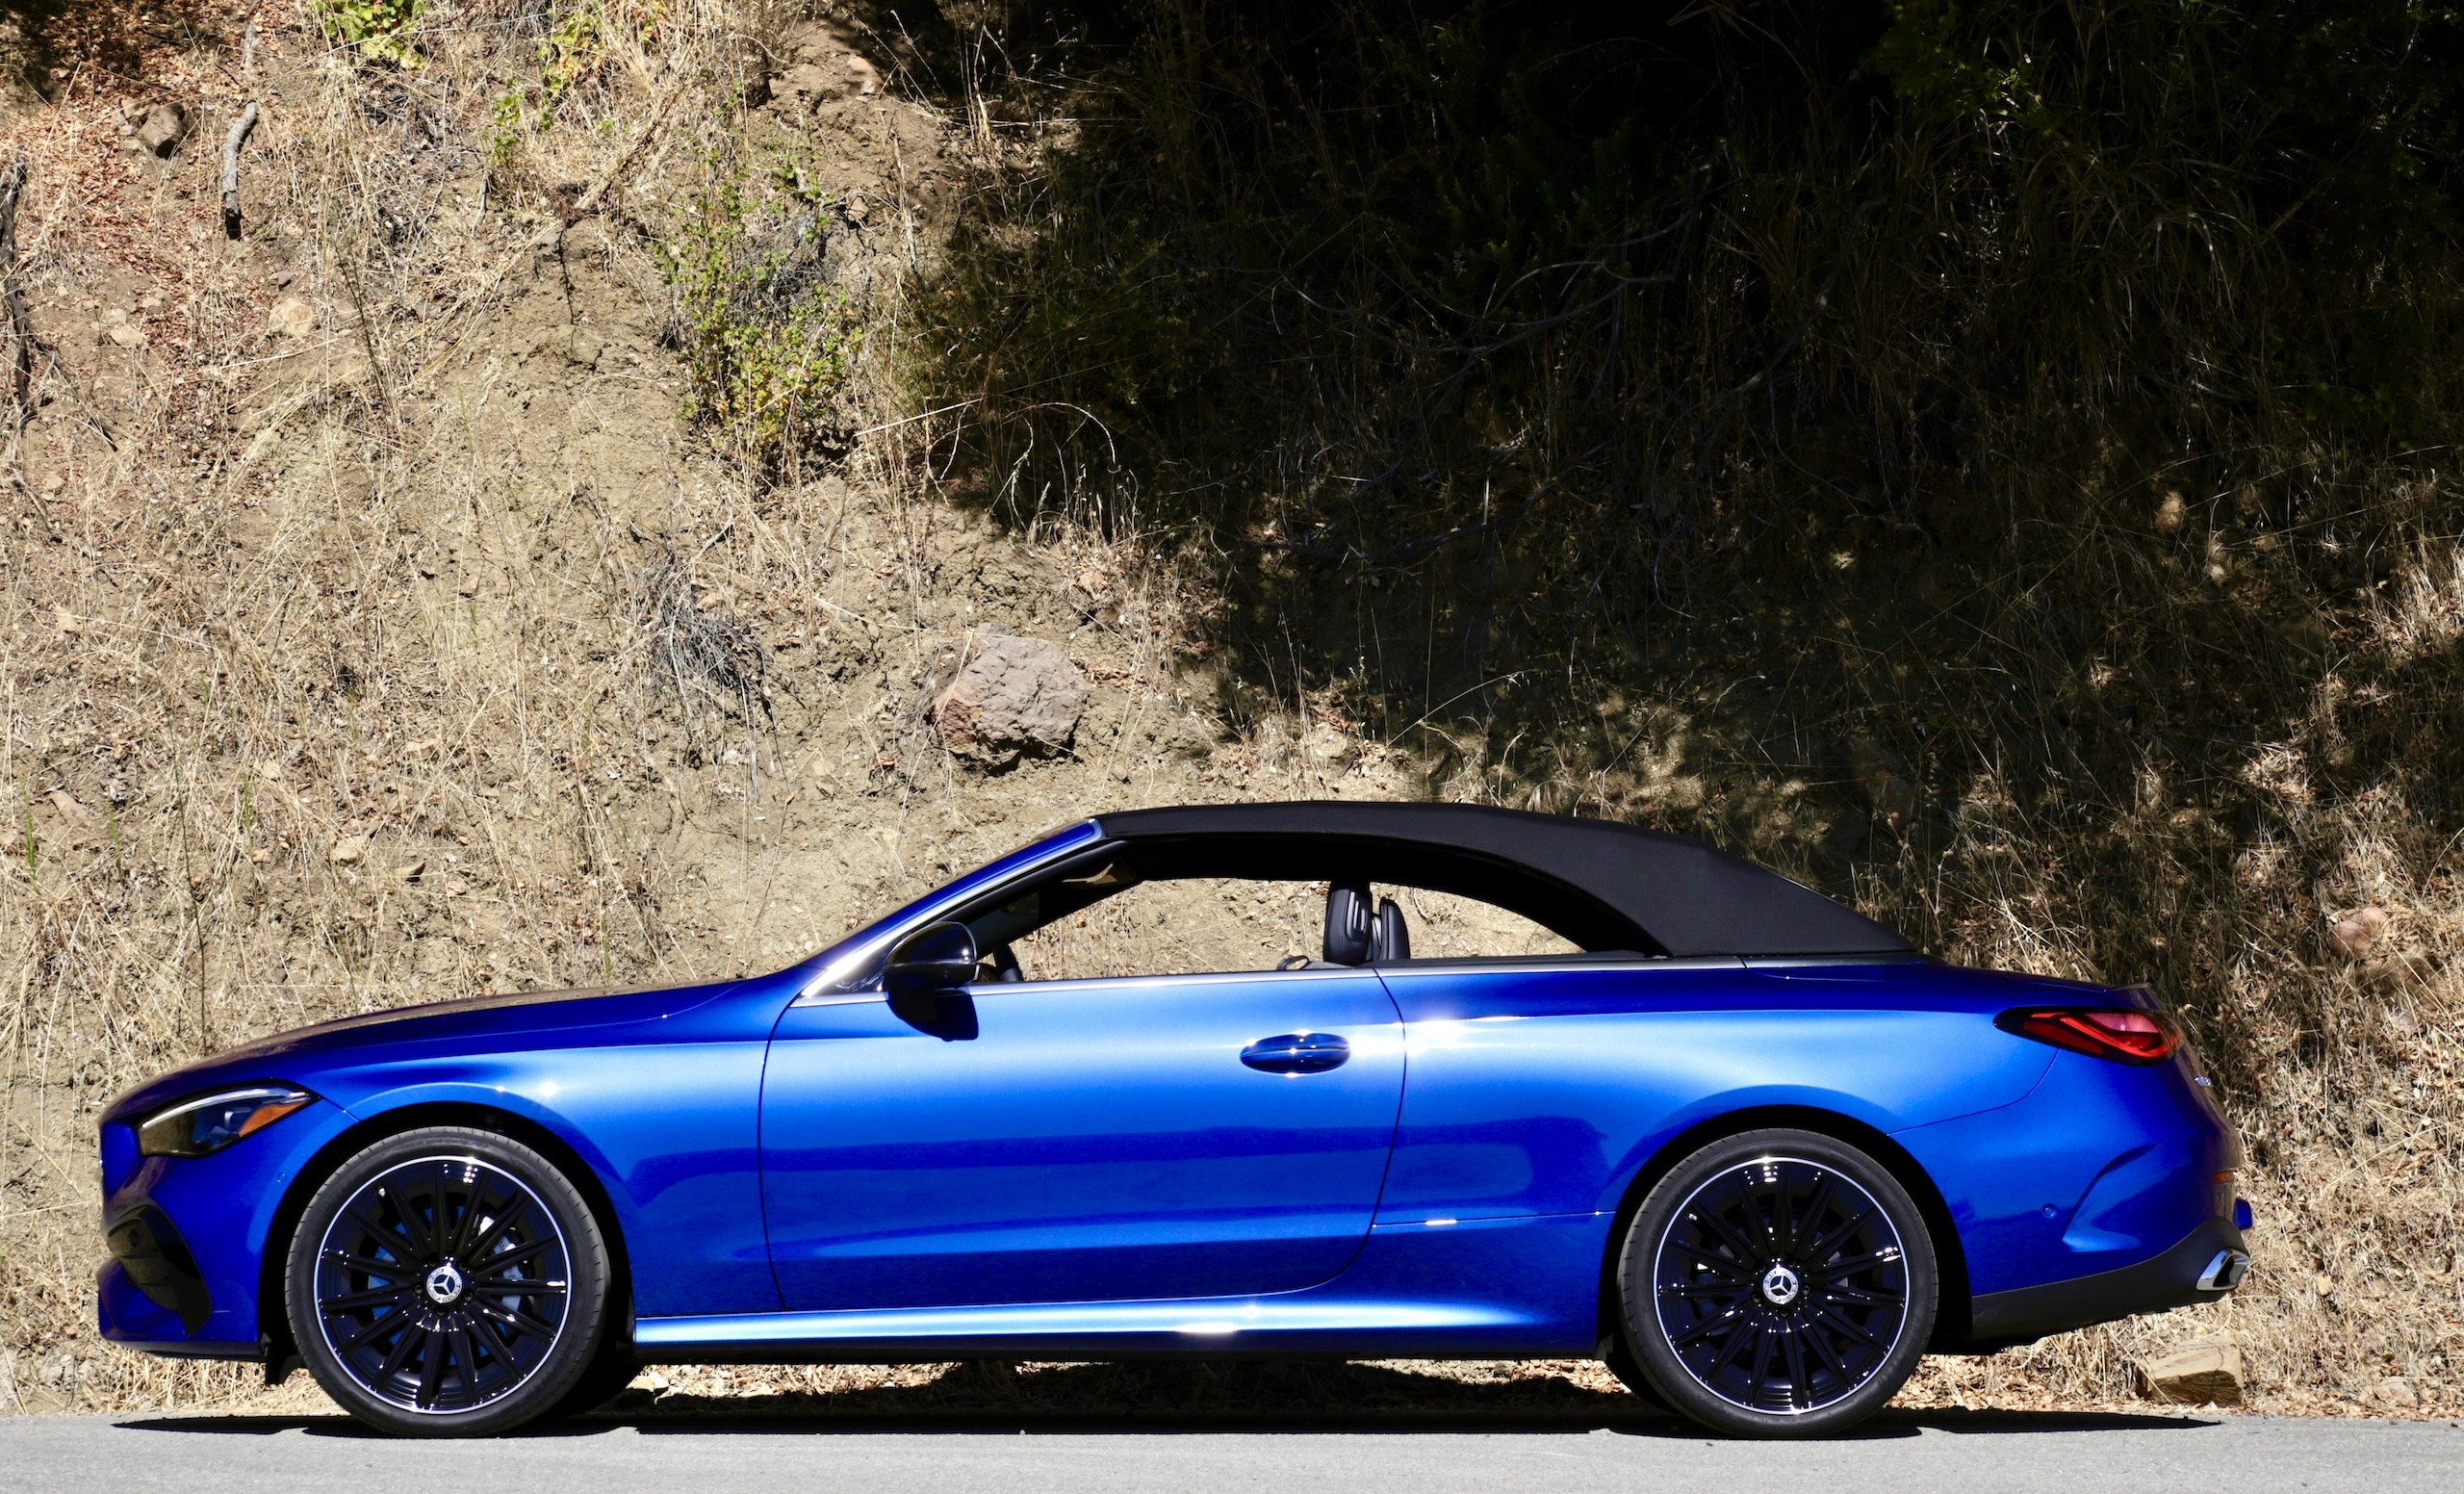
top-left (1592, 1104), bottom-right (1975, 1354)
top-left (256, 1101), bottom-right (634, 1373)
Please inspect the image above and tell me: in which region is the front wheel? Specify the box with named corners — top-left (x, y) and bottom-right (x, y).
top-left (286, 1125), bottom-right (612, 1436)
top-left (1613, 1128), bottom-right (1937, 1437)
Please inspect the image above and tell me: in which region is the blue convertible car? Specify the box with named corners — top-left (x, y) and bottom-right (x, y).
top-left (97, 802), bottom-right (2248, 1436)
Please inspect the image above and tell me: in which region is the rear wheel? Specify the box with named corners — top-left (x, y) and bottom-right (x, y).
top-left (286, 1125), bottom-right (611, 1436)
top-left (1614, 1128), bottom-right (1936, 1437)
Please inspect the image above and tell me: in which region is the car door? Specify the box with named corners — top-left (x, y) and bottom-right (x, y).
top-left (759, 966), bottom-right (1404, 1310)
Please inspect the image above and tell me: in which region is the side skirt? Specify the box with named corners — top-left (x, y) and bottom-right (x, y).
top-left (634, 1294), bottom-right (1536, 1363)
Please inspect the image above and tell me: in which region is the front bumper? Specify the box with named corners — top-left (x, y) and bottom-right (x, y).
top-left (1966, 1214), bottom-right (2249, 1346)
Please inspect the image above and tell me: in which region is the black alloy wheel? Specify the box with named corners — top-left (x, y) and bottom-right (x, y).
top-left (1615, 1128), bottom-right (1937, 1436)
top-left (288, 1126), bottom-right (610, 1436)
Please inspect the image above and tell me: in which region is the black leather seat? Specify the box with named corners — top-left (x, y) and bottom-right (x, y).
top-left (1323, 883), bottom-right (1408, 965)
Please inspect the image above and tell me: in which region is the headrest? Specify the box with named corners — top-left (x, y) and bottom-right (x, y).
top-left (1323, 881), bottom-right (1373, 965)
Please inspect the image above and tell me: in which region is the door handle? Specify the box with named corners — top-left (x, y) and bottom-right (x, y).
top-left (1241, 1032), bottom-right (1349, 1074)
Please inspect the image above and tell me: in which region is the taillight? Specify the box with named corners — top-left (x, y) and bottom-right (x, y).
top-left (1995, 1007), bottom-right (2180, 1065)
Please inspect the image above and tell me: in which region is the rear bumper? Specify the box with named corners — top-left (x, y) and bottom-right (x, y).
top-left (1966, 1214), bottom-right (2248, 1347)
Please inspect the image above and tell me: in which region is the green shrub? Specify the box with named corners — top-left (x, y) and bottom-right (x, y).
top-left (661, 167), bottom-right (864, 477)
top-left (317, 0), bottom-right (424, 69)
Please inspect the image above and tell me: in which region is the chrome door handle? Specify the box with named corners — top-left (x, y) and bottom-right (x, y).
top-left (1241, 1033), bottom-right (1349, 1074)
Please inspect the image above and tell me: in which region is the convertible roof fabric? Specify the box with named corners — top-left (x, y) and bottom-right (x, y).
top-left (1090, 801), bottom-right (1912, 959)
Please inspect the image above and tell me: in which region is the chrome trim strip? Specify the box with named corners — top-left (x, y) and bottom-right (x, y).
top-left (635, 1295), bottom-right (1529, 1348)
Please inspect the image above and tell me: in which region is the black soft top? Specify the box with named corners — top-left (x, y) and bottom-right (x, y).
top-left (1089, 801), bottom-right (1912, 960)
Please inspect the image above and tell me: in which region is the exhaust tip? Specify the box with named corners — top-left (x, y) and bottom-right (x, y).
top-left (2197, 1249), bottom-right (2251, 1292)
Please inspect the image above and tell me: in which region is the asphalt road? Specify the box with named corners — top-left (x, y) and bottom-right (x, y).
top-left (3, 1408), bottom-right (2458, 1493)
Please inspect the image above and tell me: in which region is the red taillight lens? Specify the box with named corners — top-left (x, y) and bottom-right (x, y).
top-left (1995, 1007), bottom-right (2180, 1065)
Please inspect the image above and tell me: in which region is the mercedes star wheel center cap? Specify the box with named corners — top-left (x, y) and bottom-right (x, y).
top-left (424, 1262), bottom-right (465, 1307)
top-left (1759, 1262), bottom-right (1803, 1307)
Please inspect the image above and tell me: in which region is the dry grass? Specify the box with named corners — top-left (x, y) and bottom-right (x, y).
top-left (0, 0), bottom-right (2455, 1430)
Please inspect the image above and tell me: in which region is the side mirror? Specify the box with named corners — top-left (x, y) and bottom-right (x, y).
top-left (884, 921), bottom-right (978, 999)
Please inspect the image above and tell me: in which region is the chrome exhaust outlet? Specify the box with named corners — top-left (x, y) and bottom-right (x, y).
top-left (2197, 1249), bottom-right (2250, 1291)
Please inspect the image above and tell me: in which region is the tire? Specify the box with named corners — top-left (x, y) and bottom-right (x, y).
top-left (540, 1339), bottom-right (641, 1421)
top-left (286, 1125), bottom-right (612, 1437)
top-left (1600, 1333), bottom-right (1669, 1408)
top-left (1613, 1128), bottom-right (1937, 1437)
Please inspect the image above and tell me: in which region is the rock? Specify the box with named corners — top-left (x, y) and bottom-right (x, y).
top-left (2328, 905), bottom-right (2388, 960)
top-left (107, 322), bottom-right (147, 348)
top-left (2133, 1338), bottom-right (2244, 1405)
top-left (330, 835), bottom-right (370, 866)
top-left (395, 859), bottom-right (426, 882)
top-left (52, 605), bottom-right (80, 636)
top-left (930, 632), bottom-right (1089, 768)
top-left (136, 101), bottom-right (187, 157)
top-left (268, 296), bottom-right (317, 338)
top-left (2374, 1376), bottom-right (2419, 1408)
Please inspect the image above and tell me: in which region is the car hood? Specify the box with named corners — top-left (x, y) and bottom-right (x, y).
top-left (100, 977), bottom-right (749, 1125)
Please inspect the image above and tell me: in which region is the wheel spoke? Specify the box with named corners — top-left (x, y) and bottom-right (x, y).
top-left (391, 1179), bottom-right (435, 1259)
top-left (1657, 1278), bottom-right (1750, 1302)
top-left (445, 1318), bottom-right (480, 1407)
top-left (466, 1300), bottom-right (521, 1366)
top-left (1780, 1322), bottom-right (1814, 1409)
top-left (1741, 1320), bottom-right (1776, 1404)
top-left (468, 1277), bottom-right (566, 1298)
top-left (1820, 1281), bottom-right (1905, 1309)
top-left (337, 1304), bottom-right (414, 1353)
top-left (1802, 1312), bottom-right (1856, 1384)
top-left (470, 1238), bottom-right (554, 1279)
top-left (415, 1321), bottom-right (449, 1408)
top-left (321, 1283), bottom-right (413, 1313)
top-left (330, 1250), bottom-right (417, 1279)
top-left (1690, 1197), bottom-right (1766, 1265)
top-left (345, 1203), bottom-right (409, 1257)
top-left (1665, 1236), bottom-right (1751, 1277)
top-left (1789, 1171), bottom-right (1836, 1259)
top-left (1811, 1247), bottom-right (1903, 1280)
top-left (1812, 1305), bottom-right (1888, 1349)
top-left (1802, 1206), bottom-right (1878, 1264)
top-left (1668, 1302), bottom-right (1748, 1350)
top-left (472, 1296), bottom-right (561, 1342)
top-left (376, 1316), bottom-right (426, 1378)
top-left (447, 1171), bottom-right (493, 1259)
top-left (1743, 1163), bottom-right (1786, 1252)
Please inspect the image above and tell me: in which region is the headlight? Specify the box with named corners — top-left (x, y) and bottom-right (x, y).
top-left (137, 1086), bottom-right (317, 1158)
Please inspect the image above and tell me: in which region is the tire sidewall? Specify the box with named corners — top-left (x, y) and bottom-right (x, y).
top-left (1616, 1127), bottom-right (1938, 1437)
top-left (286, 1124), bottom-right (611, 1437)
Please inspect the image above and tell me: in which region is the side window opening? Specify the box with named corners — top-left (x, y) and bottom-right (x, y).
top-left (964, 869), bottom-right (1586, 985)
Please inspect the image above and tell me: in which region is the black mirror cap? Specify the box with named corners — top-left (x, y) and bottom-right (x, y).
top-left (885, 920), bottom-right (979, 997)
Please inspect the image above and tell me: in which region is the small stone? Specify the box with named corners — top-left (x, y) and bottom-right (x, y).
top-left (330, 835), bottom-right (370, 866)
top-left (268, 296), bottom-right (317, 338)
top-left (107, 322), bottom-right (147, 348)
top-left (52, 605), bottom-right (81, 636)
top-left (2375, 1377), bottom-right (2419, 1408)
top-left (395, 859), bottom-right (426, 882)
top-left (2133, 1338), bottom-right (2244, 1405)
top-left (930, 631), bottom-right (1090, 769)
top-left (135, 102), bottom-right (187, 157)
top-left (2329, 906), bottom-right (2389, 961)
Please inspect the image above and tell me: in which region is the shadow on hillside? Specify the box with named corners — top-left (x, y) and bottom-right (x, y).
top-left (855, 0), bottom-right (2464, 1105)
top-left (0, 0), bottom-right (226, 94)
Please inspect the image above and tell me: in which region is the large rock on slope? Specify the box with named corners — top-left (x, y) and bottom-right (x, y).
top-left (930, 632), bottom-right (1089, 768)
top-left (2133, 1338), bottom-right (2244, 1405)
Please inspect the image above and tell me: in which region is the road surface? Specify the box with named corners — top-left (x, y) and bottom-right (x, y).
top-left (3, 1407), bottom-right (2457, 1493)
